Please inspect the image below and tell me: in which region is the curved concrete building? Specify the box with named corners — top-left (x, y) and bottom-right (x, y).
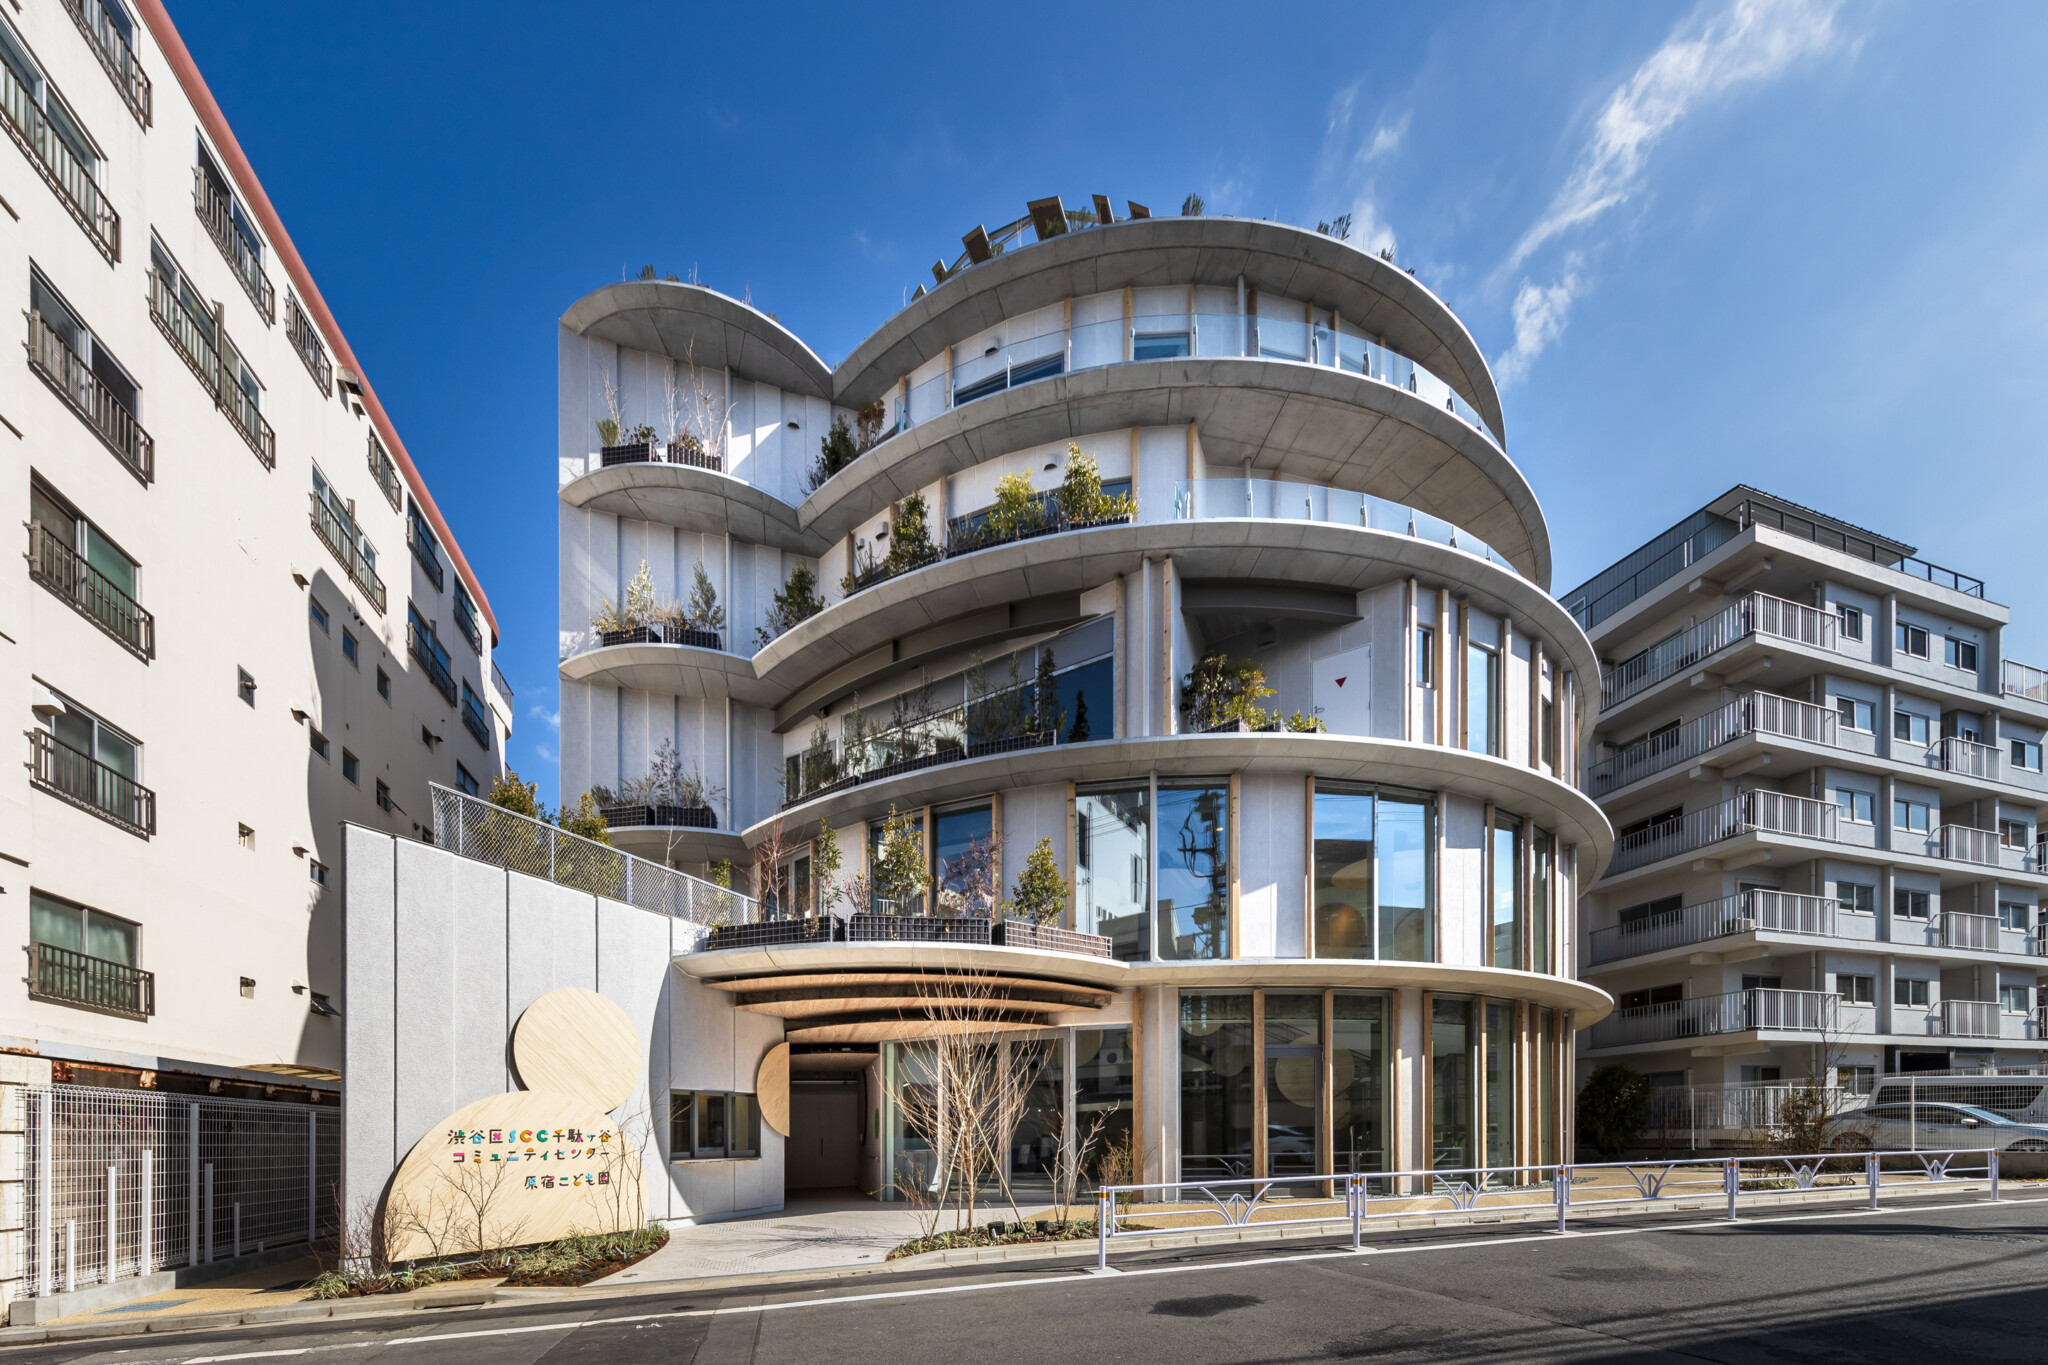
top-left (554, 204), bottom-right (1611, 1210)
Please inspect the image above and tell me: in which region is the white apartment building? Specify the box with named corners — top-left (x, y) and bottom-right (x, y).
top-left (1568, 487), bottom-right (2048, 1129)
top-left (0, 0), bottom-right (510, 1102)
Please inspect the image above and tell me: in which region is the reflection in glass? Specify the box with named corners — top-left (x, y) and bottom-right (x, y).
top-left (932, 804), bottom-right (993, 915)
top-left (1158, 784), bottom-right (1229, 960)
top-left (1077, 786), bottom-right (1149, 960)
top-left (1003, 1038), bottom-right (1063, 1195)
top-left (1315, 787), bottom-right (1436, 961)
top-left (1075, 1027), bottom-right (1134, 1182)
top-left (1492, 815), bottom-right (1521, 969)
top-left (1265, 994), bottom-right (1322, 1183)
top-left (1332, 993), bottom-right (1388, 1174)
top-left (1379, 797), bottom-right (1434, 962)
top-left (1431, 996), bottom-right (1473, 1169)
top-left (1313, 789), bottom-right (1374, 959)
top-left (1466, 644), bottom-right (1498, 755)
top-left (1484, 1001), bottom-right (1514, 1170)
top-left (1180, 993), bottom-right (1253, 1180)
top-left (1531, 830), bottom-right (1554, 974)
top-left (1538, 1009), bottom-right (1559, 1165)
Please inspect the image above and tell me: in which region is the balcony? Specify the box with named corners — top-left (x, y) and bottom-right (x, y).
top-left (0, 54), bottom-right (119, 260)
top-left (1172, 478), bottom-right (1518, 577)
top-left (193, 166), bottom-right (273, 321)
top-left (453, 589), bottom-right (482, 655)
top-left (1588, 987), bottom-right (1839, 1049)
top-left (218, 367), bottom-right (276, 469)
top-left (28, 522), bottom-right (154, 660)
top-left (1588, 691), bottom-right (1834, 795)
top-left (29, 729), bottom-right (154, 837)
top-left (1934, 999), bottom-right (2002, 1039)
top-left (1939, 911), bottom-right (2001, 953)
top-left (492, 661), bottom-right (515, 705)
top-left (62, 0), bottom-right (151, 125)
top-left (367, 433), bottom-right (403, 512)
top-left (286, 294), bottom-right (333, 394)
top-left (784, 705), bottom-right (1060, 808)
top-left (1586, 888), bottom-right (1837, 965)
top-left (461, 686), bottom-right (489, 748)
top-left (599, 436), bottom-right (723, 473)
top-left (1935, 824), bottom-right (2002, 868)
top-left (408, 617), bottom-right (456, 706)
top-left (308, 494), bottom-right (387, 613)
top-left (25, 942), bottom-right (152, 1019)
top-left (1607, 788), bottom-right (1838, 877)
top-left (1727, 497), bottom-right (1983, 598)
top-left (2003, 659), bottom-right (2048, 706)
top-left (409, 518), bottom-right (445, 592)
top-left (25, 309), bottom-right (153, 483)
top-left (148, 269), bottom-right (275, 468)
top-left (1601, 591), bottom-right (1834, 712)
top-left (1934, 735), bottom-right (1999, 781)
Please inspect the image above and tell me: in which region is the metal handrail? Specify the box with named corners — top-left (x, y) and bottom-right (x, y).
top-left (307, 494), bottom-right (387, 613)
top-left (2002, 659), bottom-right (2048, 705)
top-left (408, 517), bottom-right (445, 592)
top-left (1935, 824), bottom-right (2001, 867)
top-left (1173, 478), bottom-right (1519, 577)
top-left (61, 0), bottom-right (151, 125)
top-left (148, 268), bottom-right (274, 468)
top-left (407, 617), bottom-right (456, 705)
top-left (1588, 986), bottom-right (1839, 1049)
top-left (453, 589), bottom-right (482, 654)
top-left (1586, 888), bottom-right (1836, 964)
top-left (27, 521), bottom-right (154, 659)
top-left (1934, 735), bottom-right (1999, 780)
top-left (461, 685), bottom-right (489, 747)
top-left (25, 942), bottom-right (153, 1018)
top-left (1092, 1149), bottom-right (2004, 1268)
top-left (1608, 789), bottom-right (1839, 876)
top-left (28, 729), bottom-right (154, 836)
top-left (492, 661), bottom-right (515, 705)
top-left (1729, 499), bottom-right (1984, 598)
top-left (1936, 998), bottom-right (2002, 1039)
top-left (193, 165), bottom-right (273, 321)
top-left (0, 53), bottom-right (119, 259)
top-left (1601, 591), bottom-right (1834, 711)
top-left (367, 432), bottom-right (403, 512)
top-left (217, 366), bottom-right (276, 468)
top-left (286, 293), bottom-right (332, 394)
top-left (1939, 911), bottom-right (2000, 952)
top-left (24, 309), bottom-right (153, 482)
top-left (1588, 691), bottom-right (1833, 793)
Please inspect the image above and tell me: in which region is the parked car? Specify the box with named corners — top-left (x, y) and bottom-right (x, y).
top-left (1859, 1075), bottom-right (2048, 1123)
top-left (1829, 1101), bottom-right (2048, 1152)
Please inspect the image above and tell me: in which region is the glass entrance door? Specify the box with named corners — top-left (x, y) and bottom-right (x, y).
top-left (1264, 993), bottom-right (1322, 1186)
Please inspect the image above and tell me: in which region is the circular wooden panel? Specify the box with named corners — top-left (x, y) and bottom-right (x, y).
top-left (512, 988), bottom-right (641, 1114)
top-left (757, 1042), bottom-right (790, 1137)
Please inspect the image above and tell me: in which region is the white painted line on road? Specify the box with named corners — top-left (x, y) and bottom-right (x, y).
top-left (168, 1192), bottom-right (2048, 1362)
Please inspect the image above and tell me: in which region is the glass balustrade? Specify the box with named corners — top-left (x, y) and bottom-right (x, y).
top-left (1172, 478), bottom-right (1519, 578)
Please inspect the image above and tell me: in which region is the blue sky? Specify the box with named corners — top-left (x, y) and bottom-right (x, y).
top-left (172, 0), bottom-right (2048, 800)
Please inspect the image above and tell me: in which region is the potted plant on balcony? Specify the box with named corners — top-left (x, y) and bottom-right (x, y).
top-left (658, 561), bottom-right (724, 650)
top-left (1180, 652), bottom-right (1278, 732)
top-left (805, 414), bottom-right (860, 494)
top-left (600, 420), bottom-right (659, 467)
top-left (981, 470), bottom-right (1049, 550)
top-left (1056, 444), bottom-right (1135, 526)
top-left (965, 652), bottom-right (1032, 757)
top-left (755, 563), bottom-right (824, 648)
top-left (993, 837), bottom-right (1081, 952)
top-left (603, 739), bottom-right (725, 833)
top-left (592, 561), bottom-right (662, 647)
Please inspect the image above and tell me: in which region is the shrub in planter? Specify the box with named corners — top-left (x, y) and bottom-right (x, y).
top-left (755, 564), bottom-right (824, 647)
top-left (1180, 651), bottom-right (1276, 731)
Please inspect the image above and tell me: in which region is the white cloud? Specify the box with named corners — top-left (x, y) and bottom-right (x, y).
top-left (529, 703), bottom-right (559, 731)
top-left (533, 743), bottom-right (556, 764)
top-left (1494, 0), bottom-right (1844, 381)
top-left (1363, 112), bottom-right (1410, 163)
top-left (1315, 85), bottom-right (1409, 259)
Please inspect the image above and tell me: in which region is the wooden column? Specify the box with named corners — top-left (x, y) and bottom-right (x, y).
top-left (1319, 988), bottom-right (1335, 1189)
top-left (1161, 557), bottom-right (1177, 733)
top-left (1403, 578), bottom-right (1418, 743)
top-left (1227, 771), bottom-right (1242, 959)
top-left (1061, 782), bottom-right (1075, 929)
top-left (1251, 987), bottom-right (1267, 1178)
top-left (1303, 775), bottom-right (1317, 957)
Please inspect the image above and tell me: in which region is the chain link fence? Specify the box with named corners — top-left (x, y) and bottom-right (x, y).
top-left (11, 1084), bottom-right (339, 1298)
top-left (430, 784), bottom-right (759, 930)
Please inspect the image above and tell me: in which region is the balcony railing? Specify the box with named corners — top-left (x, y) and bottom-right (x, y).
top-left (408, 618), bottom-right (457, 706)
top-left (598, 437), bottom-right (724, 473)
top-left (25, 309), bottom-right (153, 482)
top-left (2003, 659), bottom-right (2048, 706)
top-left (784, 703), bottom-right (1061, 807)
top-left (193, 166), bottom-right (273, 321)
top-left (1588, 691), bottom-right (1834, 794)
top-left (0, 55), bottom-right (119, 260)
top-left (462, 687), bottom-right (489, 747)
top-left (1173, 478), bottom-right (1519, 577)
top-left (1601, 591), bottom-right (1834, 711)
top-left (1588, 987), bottom-right (1839, 1050)
top-left (1936, 824), bottom-right (2001, 867)
top-left (308, 494), bottom-right (387, 614)
top-left (1939, 911), bottom-right (2001, 953)
top-left (286, 294), bottom-right (333, 394)
top-left (25, 942), bottom-right (152, 1019)
top-left (409, 519), bottom-right (445, 592)
top-left (1607, 788), bottom-right (1839, 876)
top-left (28, 522), bottom-right (153, 660)
top-left (1727, 498), bottom-right (1984, 598)
top-left (218, 368), bottom-right (275, 469)
top-left (62, 0), bottom-right (150, 124)
top-left (1934, 736), bottom-right (1999, 781)
top-left (29, 729), bottom-right (153, 837)
top-left (492, 661), bottom-right (515, 705)
top-left (148, 270), bottom-right (274, 468)
top-left (1935, 999), bottom-right (2002, 1039)
top-left (453, 590), bottom-right (482, 655)
top-left (367, 432), bottom-right (403, 512)
top-left (1586, 888), bottom-right (1836, 965)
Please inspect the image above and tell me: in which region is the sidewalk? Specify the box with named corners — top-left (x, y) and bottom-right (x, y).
top-left (595, 1190), bottom-right (936, 1285)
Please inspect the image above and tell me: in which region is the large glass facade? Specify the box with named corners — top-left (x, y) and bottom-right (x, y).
top-left (931, 803), bottom-right (992, 915)
top-left (1466, 643), bottom-right (1498, 755)
top-left (1331, 993), bottom-right (1387, 1175)
top-left (1076, 785), bottom-right (1149, 960)
top-left (1483, 1001), bottom-right (1515, 1169)
top-left (1075, 1026), bottom-right (1134, 1180)
top-left (1430, 996), bottom-right (1474, 1169)
top-left (1158, 783), bottom-right (1229, 960)
top-left (1538, 1008), bottom-right (1559, 1165)
top-left (1313, 786), bottom-right (1435, 961)
top-left (1531, 829), bottom-right (1554, 975)
top-left (1264, 993), bottom-right (1322, 1183)
top-left (1491, 814), bottom-right (1521, 969)
top-left (1005, 1038), bottom-right (1063, 1195)
top-left (1180, 993), bottom-right (1253, 1180)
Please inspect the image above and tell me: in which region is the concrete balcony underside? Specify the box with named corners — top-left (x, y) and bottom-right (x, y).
top-left (559, 462), bottom-right (830, 555)
top-left (677, 940), bottom-right (1611, 1021)
top-left (1595, 826), bottom-right (2048, 893)
top-left (831, 215), bottom-right (1503, 442)
top-left (558, 640), bottom-right (784, 705)
top-left (753, 731), bottom-right (1612, 873)
top-left (801, 356), bottom-right (1543, 583)
top-left (562, 280), bottom-right (832, 398)
top-left (603, 822), bottom-right (747, 866)
top-left (757, 518), bottom-right (1593, 728)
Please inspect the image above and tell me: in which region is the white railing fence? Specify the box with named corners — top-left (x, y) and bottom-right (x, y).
top-left (1586, 888), bottom-right (1836, 964)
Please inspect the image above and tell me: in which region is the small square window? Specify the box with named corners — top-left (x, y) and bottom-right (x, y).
top-left (1836, 605), bottom-right (1863, 641)
top-left (1893, 710), bottom-right (1930, 745)
top-left (1945, 637), bottom-right (1978, 671)
top-left (1834, 789), bottom-right (1873, 823)
top-left (1894, 977), bottom-right (1930, 1007)
top-left (1894, 799), bottom-right (1930, 833)
top-left (2001, 819), bottom-right (2030, 849)
top-left (1835, 882), bottom-right (1875, 913)
top-left (342, 630), bottom-right (359, 666)
top-left (2002, 985), bottom-right (2031, 1014)
top-left (238, 668), bottom-right (257, 706)
top-left (237, 823), bottom-right (254, 849)
top-left (341, 750), bottom-right (359, 785)
top-left (309, 859), bottom-right (328, 886)
top-left (310, 598), bottom-right (329, 635)
top-left (375, 779), bottom-right (393, 812)
top-left (1894, 889), bottom-right (1931, 920)
top-left (1896, 622), bottom-right (1929, 658)
top-left (2000, 901), bottom-right (2032, 931)
top-left (309, 728), bottom-right (330, 761)
top-left (455, 763), bottom-right (479, 796)
top-left (1836, 974), bottom-right (1875, 1005)
top-left (376, 668), bottom-right (391, 701)
top-left (421, 725), bottom-right (437, 748)
top-left (1834, 697), bottom-right (1874, 732)
top-left (2012, 739), bottom-right (2042, 772)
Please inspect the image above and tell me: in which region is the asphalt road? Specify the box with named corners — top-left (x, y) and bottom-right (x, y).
top-left (14, 1195), bottom-right (2048, 1365)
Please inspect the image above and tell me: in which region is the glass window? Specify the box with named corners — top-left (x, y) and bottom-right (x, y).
top-left (1415, 626), bottom-right (1434, 687)
top-left (1893, 710), bottom-right (1929, 745)
top-left (1312, 787), bottom-right (1435, 963)
top-left (1834, 697), bottom-right (1874, 732)
top-left (341, 629), bottom-right (358, 665)
top-left (341, 750), bottom-right (359, 785)
top-left (1837, 605), bottom-right (1863, 640)
top-left (1837, 974), bottom-right (1875, 1005)
top-left (931, 804), bottom-right (992, 916)
top-left (1894, 978), bottom-right (1930, 1007)
top-left (1894, 799), bottom-right (1930, 833)
top-left (1132, 331), bottom-right (1190, 360)
top-left (1052, 655), bottom-right (1114, 743)
top-left (1332, 993), bottom-right (1387, 1176)
top-left (1006, 1038), bottom-right (1063, 1193)
top-left (1076, 785), bottom-right (1148, 960)
top-left (2001, 985), bottom-right (2031, 1014)
top-left (1265, 994), bottom-right (1322, 1183)
top-left (1490, 815), bottom-right (1521, 969)
top-left (668, 1092), bottom-right (692, 1156)
top-left (1530, 829), bottom-right (1553, 974)
top-left (696, 1092), bottom-right (728, 1157)
top-left (1179, 993), bottom-right (1253, 1181)
top-left (729, 1093), bottom-right (761, 1158)
top-left (1465, 643), bottom-right (1498, 755)
top-left (1157, 783), bottom-right (1229, 960)
top-left (455, 763), bottom-right (479, 796)
top-left (309, 598), bottom-right (329, 634)
top-left (1483, 1001), bottom-right (1515, 1170)
top-left (1946, 638), bottom-right (1978, 671)
top-left (377, 668), bottom-right (391, 701)
top-left (1378, 796), bottom-right (1433, 962)
top-left (2013, 739), bottom-right (2042, 772)
top-left (1430, 996), bottom-right (1474, 1170)
top-left (1895, 889), bottom-right (1931, 920)
top-left (1538, 1009), bottom-right (1558, 1166)
top-left (1075, 1026), bottom-right (1134, 1176)
top-left (1896, 623), bottom-right (1929, 658)
top-left (2000, 901), bottom-right (2031, 931)
top-left (309, 728), bottom-right (329, 761)
top-left (1835, 789), bottom-right (1873, 823)
top-left (30, 890), bottom-right (136, 965)
top-left (1836, 882), bottom-right (1876, 913)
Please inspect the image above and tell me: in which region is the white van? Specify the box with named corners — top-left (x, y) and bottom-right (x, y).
top-left (1853, 1075), bottom-right (2048, 1123)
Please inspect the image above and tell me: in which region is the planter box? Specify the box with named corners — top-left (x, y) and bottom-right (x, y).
top-left (666, 441), bottom-right (723, 472)
top-left (847, 913), bottom-right (992, 945)
top-left (968, 732), bottom-right (1055, 759)
top-left (599, 626), bottom-right (661, 648)
top-left (993, 920), bottom-right (1113, 958)
top-left (665, 627), bottom-right (722, 651)
top-left (601, 804), bottom-right (716, 830)
top-left (1198, 719), bottom-right (1283, 734)
top-left (600, 441), bottom-right (655, 467)
top-left (704, 917), bottom-right (839, 951)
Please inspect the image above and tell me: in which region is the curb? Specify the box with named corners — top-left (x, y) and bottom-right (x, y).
top-left (2, 1181), bottom-right (2033, 1348)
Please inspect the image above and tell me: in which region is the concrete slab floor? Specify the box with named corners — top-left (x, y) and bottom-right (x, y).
top-left (40, 1255), bottom-right (329, 1325)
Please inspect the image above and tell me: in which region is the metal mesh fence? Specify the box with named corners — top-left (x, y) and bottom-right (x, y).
top-left (11, 1084), bottom-right (340, 1298)
top-left (430, 784), bottom-right (759, 928)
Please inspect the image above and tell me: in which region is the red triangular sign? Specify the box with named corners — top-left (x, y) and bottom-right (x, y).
top-left (1335, 676), bottom-right (1347, 687)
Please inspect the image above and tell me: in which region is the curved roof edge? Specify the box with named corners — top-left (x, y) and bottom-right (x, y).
top-left (561, 281), bottom-right (833, 400)
top-left (137, 1), bottom-right (499, 646)
top-left (832, 216), bottom-right (1504, 442)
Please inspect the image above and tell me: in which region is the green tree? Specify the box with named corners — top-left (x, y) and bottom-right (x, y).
top-left (986, 469), bottom-right (1044, 543)
top-left (756, 563), bottom-right (824, 647)
top-left (1010, 837), bottom-right (1065, 925)
top-left (870, 805), bottom-right (929, 914)
top-left (557, 791), bottom-right (613, 845)
top-left (1056, 444), bottom-right (1131, 522)
top-left (810, 414), bottom-right (859, 492)
top-left (1032, 648), bottom-right (1063, 737)
top-left (685, 560), bottom-right (724, 632)
top-left (888, 493), bottom-right (934, 568)
top-left (487, 771), bottom-right (545, 820)
top-left (1576, 1064), bottom-right (1652, 1160)
top-left (811, 818), bottom-right (842, 918)
top-left (1180, 652), bottom-right (1274, 731)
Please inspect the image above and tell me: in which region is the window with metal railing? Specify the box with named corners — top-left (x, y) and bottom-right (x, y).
top-left (24, 271), bottom-right (152, 483)
top-left (28, 888), bottom-right (149, 1017)
top-left (367, 431), bottom-right (402, 511)
top-left (407, 500), bottom-right (444, 591)
top-left (0, 17), bottom-right (119, 259)
top-left (453, 580), bottom-right (481, 654)
top-left (61, 0), bottom-right (149, 125)
top-left (307, 467), bottom-right (386, 613)
top-left (30, 717), bottom-right (154, 837)
top-left (148, 239), bottom-right (274, 468)
top-left (286, 292), bottom-right (332, 395)
top-left (407, 603), bottom-right (455, 705)
top-left (192, 145), bottom-right (272, 321)
top-left (28, 479), bottom-right (153, 660)
top-left (461, 680), bottom-right (489, 748)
